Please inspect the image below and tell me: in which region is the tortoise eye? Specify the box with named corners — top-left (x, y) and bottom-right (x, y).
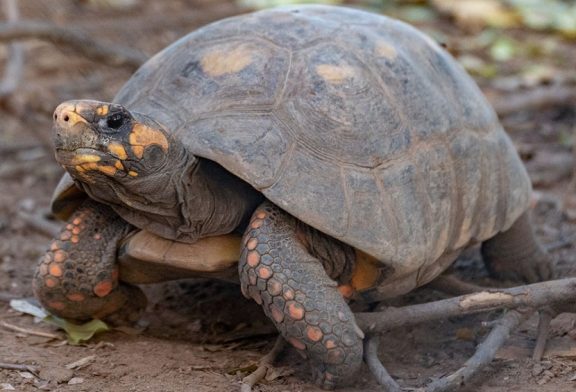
top-left (106, 113), bottom-right (124, 129)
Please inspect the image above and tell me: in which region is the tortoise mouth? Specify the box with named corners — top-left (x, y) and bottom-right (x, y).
top-left (55, 147), bottom-right (125, 177)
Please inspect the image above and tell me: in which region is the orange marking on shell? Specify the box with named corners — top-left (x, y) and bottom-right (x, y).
top-left (338, 284), bottom-right (354, 299)
top-left (246, 238), bottom-right (258, 250)
top-left (60, 231), bottom-right (72, 241)
top-left (325, 339), bottom-right (337, 349)
top-left (129, 123), bottom-right (169, 159)
top-left (270, 304), bottom-right (284, 323)
top-left (53, 250), bottom-right (67, 263)
top-left (201, 45), bottom-right (253, 77)
top-left (257, 266), bottom-right (272, 280)
top-left (72, 218), bottom-right (82, 225)
top-left (247, 251), bottom-right (260, 267)
top-left (316, 64), bottom-right (356, 84)
top-left (288, 337), bottom-right (306, 350)
top-left (255, 211), bottom-right (267, 219)
top-left (287, 301), bottom-right (304, 320)
top-left (250, 219), bottom-right (263, 229)
top-left (67, 293), bottom-right (85, 302)
top-left (267, 279), bottom-right (282, 296)
top-left (71, 236), bottom-right (79, 244)
top-left (45, 277), bottom-right (58, 288)
top-left (94, 280), bottom-right (113, 297)
top-left (49, 264), bottom-right (63, 277)
top-left (108, 142), bottom-right (128, 160)
top-left (47, 301), bottom-right (65, 310)
top-left (306, 326), bottom-right (323, 342)
top-left (375, 40), bottom-right (398, 60)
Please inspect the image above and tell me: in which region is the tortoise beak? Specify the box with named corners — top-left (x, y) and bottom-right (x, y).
top-left (53, 101), bottom-right (102, 152)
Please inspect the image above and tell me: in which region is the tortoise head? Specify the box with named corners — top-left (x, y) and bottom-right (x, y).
top-left (53, 100), bottom-right (188, 207)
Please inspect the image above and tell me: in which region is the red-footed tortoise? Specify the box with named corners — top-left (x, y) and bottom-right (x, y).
top-left (34, 5), bottom-right (552, 389)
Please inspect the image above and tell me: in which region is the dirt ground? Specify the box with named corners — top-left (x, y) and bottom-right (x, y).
top-left (1, 1), bottom-right (576, 391)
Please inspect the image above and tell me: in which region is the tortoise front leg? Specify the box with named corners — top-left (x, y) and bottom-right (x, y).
top-left (481, 212), bottom-right (553, 283)
top-left (33, 199), bottom-right (146, 325)
top-left (239, 202), bottom-right (363, 389)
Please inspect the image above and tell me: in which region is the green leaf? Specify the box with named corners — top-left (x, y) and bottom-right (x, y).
top-left (45, 315), bottom-right (110, 345)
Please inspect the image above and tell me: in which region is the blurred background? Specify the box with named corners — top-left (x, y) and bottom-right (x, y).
top-left (1, 1), bottom-right (575, 391)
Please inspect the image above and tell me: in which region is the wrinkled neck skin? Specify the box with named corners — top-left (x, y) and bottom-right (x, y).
top-left (76, 116), bottom-right (262, 243)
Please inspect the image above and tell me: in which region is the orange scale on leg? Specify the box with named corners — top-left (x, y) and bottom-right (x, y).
top-left (72, 226), bottom-right (81, 235)
top-left (45, 276), bottom-right (59, 288)
top-left (255, 211), bottom-right (267, 219)
top-left (288, 337), bottom-right (306, 350)
top-left (67, 292), bottom-right (85, 302)
top-left (49, 264), bottom-right (63, 277)
top-left (306, 326), bottom-right (323, 342)
top-left (39, 263), bottom-right (49, 276)
top-left (50, 241), bottom-right (60, 251)
top-left (60, 231), bottom-right (72, 241)
top-left (66, 224), bottom-right (74, 230)
top-left (94, 280), bottom-right (113, 297)
top-left (53, 250), bottom-right (68, 263)
top-left (250, 219), bottom-right (263, 229)
top-left (47, 301), bottom-right (65, 310)
top-left (257, 266), bottom-right (272, 279)
top-left (246, 238), bottom-right (258, 250)
top-left (71, 236), bottom-right (79, 244)
top-left (72, 217), bottom-right (82, 225)
top-left (286, 301), bottom-right (304, 320)
top-left (247, 251), bottom-right (260, 267)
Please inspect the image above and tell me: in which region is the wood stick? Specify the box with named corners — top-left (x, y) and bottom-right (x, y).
top-left (363, 335), bottom-right (401, 392)
top-left (425, 309), bottom-right (531, 392)
top-left (0, 0), bottom-right (23, 99)
top-left (0, 21), bottom-right (146, 69)
top-left (1, 320), bottom-right (61, 340)
top-left (356, 278), bottom-right (576, 333)
top-left (532, 309), bottom-right (554, 361)
top-left (492, 85), bottom-right (576, 116)
top-left (240, 336), bottom-right (286, 392)
top-left (0, 362), bottom-right (39, 374)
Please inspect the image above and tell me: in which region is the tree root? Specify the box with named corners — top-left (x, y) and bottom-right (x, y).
top-left (240, 336), bottom-right (286, 392)
top-left (363, 335), bottom-right (401, 392)
top-left (0, 21), bottom-right (146, 69)
top-left (356, 278), bottom-right (576, 333)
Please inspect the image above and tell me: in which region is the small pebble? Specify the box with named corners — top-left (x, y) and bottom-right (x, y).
top-left (68, 377), bottom-right (84, 385)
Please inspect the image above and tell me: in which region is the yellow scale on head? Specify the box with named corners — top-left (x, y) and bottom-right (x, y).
top-left (128, 123), bottom-right (169, 159)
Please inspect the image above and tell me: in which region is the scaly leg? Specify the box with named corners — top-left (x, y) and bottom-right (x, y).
top-left (33, 199), bottom-right (146, 325)
top-left (239, 202), bottom-right (363, 389)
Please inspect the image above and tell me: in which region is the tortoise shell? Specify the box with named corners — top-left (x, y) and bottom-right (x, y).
top-left (54, 5), bottom-right (531, 297)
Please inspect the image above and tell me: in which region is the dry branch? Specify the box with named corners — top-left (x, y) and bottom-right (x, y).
top-left (0, 0), bottom-right (23, 99)
top-left (0, 21), bottom-right (146, 69)
top-left (0, 362), bottom-right (39, 374)
top-left (427, 274), bottom-right (486, 296)
top-left (425, 309), bottom-right (532, 392)
top-left (356, 278), bottom-right (576, 333)
top-left (492, 85), bottom-right (576, 116)
top-left (1, 320), bottom-right (61, 339)
top-left (363, 335), bottom-right (401, 392)
top-left (240, 336), bottom-right (286, 392)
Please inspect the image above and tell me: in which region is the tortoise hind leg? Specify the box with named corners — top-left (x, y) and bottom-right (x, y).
top-left (481, 212), bottom-right (553, 283)
top-left (33, 199), bottom-right (146, 325)
top-left (239, 202), bottom-right (363, 389)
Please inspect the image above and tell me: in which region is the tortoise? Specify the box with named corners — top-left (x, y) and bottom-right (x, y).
top-left (33, 4), bottom-right (552, 389)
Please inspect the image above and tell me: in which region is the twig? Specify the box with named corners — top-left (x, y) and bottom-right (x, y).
top-left (0, 0), bottom-right (23, 100)
top-left (532, 309), bottom-right (553, 361)
top-left (240, 336), bottom-right (286, 392)
top-left (17, 210), bottom-right (60, 238)
top-left (0, 21), bottom-right (146, 69)
top-left (427, 274), bottom-right (486, 296)
top-left (363, 335), bottom-right (401, 392)
top-left (356, 278), bottom-right (576, 334)
top-left (425, 309), bottom-right (532, 392)
top-left (0, 362), bottom-right (39, 374)
top-left (492, 85), bottom-right (576, 116)
top-left (1, 320), bottom-right (62, 340)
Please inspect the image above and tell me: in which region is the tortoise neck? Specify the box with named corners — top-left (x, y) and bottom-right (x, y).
top-left (179, 158), bottom-right (263, 240)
